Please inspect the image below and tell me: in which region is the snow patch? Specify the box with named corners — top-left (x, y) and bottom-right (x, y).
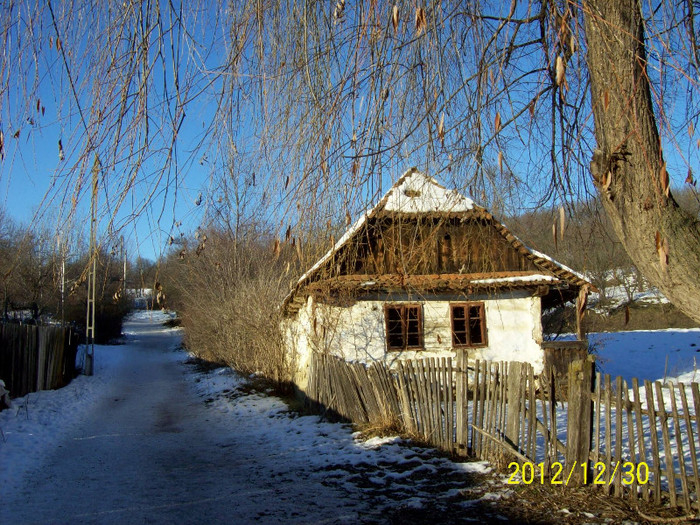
top-left (470, 274), bottom-right (558, 285)
top-left (356, 435), bottom-right (403, 449)
top-left (382, 171), bottom-right (475, 214)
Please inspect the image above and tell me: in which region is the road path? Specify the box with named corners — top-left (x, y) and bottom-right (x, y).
top-left (1, 314), bottom-right (375, 524)
top-left (1, 313), bottom-right (493, 525)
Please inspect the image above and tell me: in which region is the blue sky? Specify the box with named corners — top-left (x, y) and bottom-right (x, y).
top-left (0, 1), bottom-right (215, 261)
top-left (0, 106), bottom-right (208, 261)
top-left (1, 1), bottom-right (698, 264)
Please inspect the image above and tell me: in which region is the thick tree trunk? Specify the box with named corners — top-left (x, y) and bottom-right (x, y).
top-left (583, 0), bottom-right (700, 323)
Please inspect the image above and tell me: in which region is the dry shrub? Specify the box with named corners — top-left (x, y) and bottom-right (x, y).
top-left (163, 228), bottom-right (297, 387)
top-left (354, 414), bottom-right (405, 440)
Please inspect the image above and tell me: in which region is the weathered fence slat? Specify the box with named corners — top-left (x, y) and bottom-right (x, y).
top-left (692, 384), bottom-right (700, 473)
top-left (527, 365), bottom-right (536, 461)
top-left (631, 378), bottom-right (648, 502)
top-left (474, 360), bottom-right (484, 456)
top-left (655, 380), bottom-right (677, 507)
top-left (432, 359), bottom-right (440, 444)
top-left (398, 362), bottom-right (415, 433)
top-left (603, 374), bottom-right (613, 493)
top-left (303, 353), bottom-right (699, 512)
top-left (565, 358), bottom-right (593, 487)
top-left (644, 379), bottom-right (662, 505)
top-left (0, 322), bottom-right (78, 400)
top-left (681, 383), bottom-right (700, 502)
top-left (549, 368), bottom-right (558, 464)
top-left (540, 373), bottom-right (551, 470)
top-left (593, 371), bottom-right (601, 465)
top-left (614, 376), bottom-right (623, 497)
top-left (409, 361), bottom-right (423, 435)
top-left (455, 352), bottom-right (466, 455)
top-left (518, 364), bottom-right (527, 455)
top-left (623, 381), bottom-right (638, 502)
top-left (668, 383), bottom-right (690, 510)
top-left (484, 362), bottom-right (496, 459)
top-left (413, 360), bottom-right (427, 438)
top-left (427, 358), bottom-right (439, 443)
top-left (445, 357), bottom-right (454, 452)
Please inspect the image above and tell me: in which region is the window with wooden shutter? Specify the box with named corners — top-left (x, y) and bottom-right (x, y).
top-left (385, 304), bottom-right (423, 351)
top-left (451, 303), bottom-right (487, 347)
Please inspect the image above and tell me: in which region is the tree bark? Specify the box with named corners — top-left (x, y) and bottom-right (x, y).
top-left (583, 0), bottom-right (700, 323)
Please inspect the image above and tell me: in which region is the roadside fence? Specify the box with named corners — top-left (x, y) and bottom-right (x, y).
top-left (0, 322), bottom-right (79, 399)
top-left (306, 352), bottom-right (699, 511)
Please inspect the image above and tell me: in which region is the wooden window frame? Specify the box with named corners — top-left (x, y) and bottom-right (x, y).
top-left (384, 304), bottom-right (424, 351)
top-left (451, 302), bottom-right (487, 348)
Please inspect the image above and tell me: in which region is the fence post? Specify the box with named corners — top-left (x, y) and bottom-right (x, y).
top-left (505, 362), bottom-right (522, 450)
top-left (455, 352), bottom-right (464, 455)
top-left (565, 357), bottom-right (594, 487)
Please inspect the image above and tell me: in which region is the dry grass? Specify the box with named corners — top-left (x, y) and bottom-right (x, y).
top-left (353, 415), bottom-right (406, 441)
top-left (492, 482), bottom-right (699, 524)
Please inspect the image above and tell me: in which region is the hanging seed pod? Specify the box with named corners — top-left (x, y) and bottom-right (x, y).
top-left (415, 7), bottom-right (426, 35)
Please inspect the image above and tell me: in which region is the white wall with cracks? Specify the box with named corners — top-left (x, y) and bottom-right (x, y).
top-left (283, 292), bottom-right (545, 392)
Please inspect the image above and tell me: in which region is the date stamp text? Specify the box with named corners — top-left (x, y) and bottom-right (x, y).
top-left (507, 461), bottom-right (649, 486)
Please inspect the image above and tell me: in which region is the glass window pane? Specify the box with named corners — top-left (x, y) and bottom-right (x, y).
top-left (406, 307), bottom-right (420, 347)
top-left (407, 307), bottom-right (419, 320)
top-left (386, 305), bottom-right (422, 349)
top-left (387, 307), bottom-right (404, 348)
top-left (452, 313), bottom-right (466, 345)
top-left (469, 317), bottom-right (483, 345)
top-left (388, 307), bottom-right (402, 322)
top-left (468, 305), bottom-right (482, 320)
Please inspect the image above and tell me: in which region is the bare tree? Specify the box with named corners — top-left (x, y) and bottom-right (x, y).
top-left (2, 1), bottom-right (700, 321)
top-left (584, 0), bottom-right (700, 322)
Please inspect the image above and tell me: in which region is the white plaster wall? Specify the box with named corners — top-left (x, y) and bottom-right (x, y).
top-left (282, 296), bottom-right (314, 391)
top-left (312, 300), bottom-right (457, 365)
top-left (474, 296), bottom-right (544, 373)
top-left (284, 292), bottom-right (545, 389)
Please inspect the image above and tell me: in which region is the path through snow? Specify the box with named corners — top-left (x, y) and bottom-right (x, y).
top-left (1, 312), bottom-right (503, 524)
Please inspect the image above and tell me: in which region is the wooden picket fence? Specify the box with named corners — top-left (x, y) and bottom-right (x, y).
top-left (0, 322), bottom-right (79, 398)
top-left (306, 352), bottom-right (700, 511)
top-left (592, 373), bottom-right (700, 510)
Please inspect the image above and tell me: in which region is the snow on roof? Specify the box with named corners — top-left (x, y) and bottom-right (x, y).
top-left (381, 170), bottom-right (475, 214)
top-left (469, 274), bottom-right (559, 285)
top-left (293, 169), bottom-right (470, 288)
top-left (283, 168), bottom-right (594, 312)
top-left (527, 247), bottom-right (589, 284)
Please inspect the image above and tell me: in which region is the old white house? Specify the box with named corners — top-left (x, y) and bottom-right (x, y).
top-left (282, 169), bottom-right (593, 392)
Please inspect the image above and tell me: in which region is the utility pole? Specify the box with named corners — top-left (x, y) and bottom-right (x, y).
top-left (84, 156), bottom-right (99, 376)
top-left (122, 235), bottom-right (127, 292)
top-left (57, 232), bottom-right (65, 325)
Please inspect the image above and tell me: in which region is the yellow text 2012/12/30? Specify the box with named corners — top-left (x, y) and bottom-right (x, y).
top-left (507, 461), bottom-right (649, 486)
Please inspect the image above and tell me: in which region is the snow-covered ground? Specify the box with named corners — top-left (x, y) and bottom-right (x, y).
top-left (547, 328), bottom-right (700, 497)
top-left (590, 329), bottom-right (700, 385)
top-left (1, 309), bottom-right (697, 523)
top-left (0, 310), bottom-right (505, 524)
top-left (582, 270), bottom-right (699, 384)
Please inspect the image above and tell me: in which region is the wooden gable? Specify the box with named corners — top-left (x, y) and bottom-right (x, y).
top-left (282, 170), bottom-right (595, 316)
top-left (325, 215), bottom-right (537, 278)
